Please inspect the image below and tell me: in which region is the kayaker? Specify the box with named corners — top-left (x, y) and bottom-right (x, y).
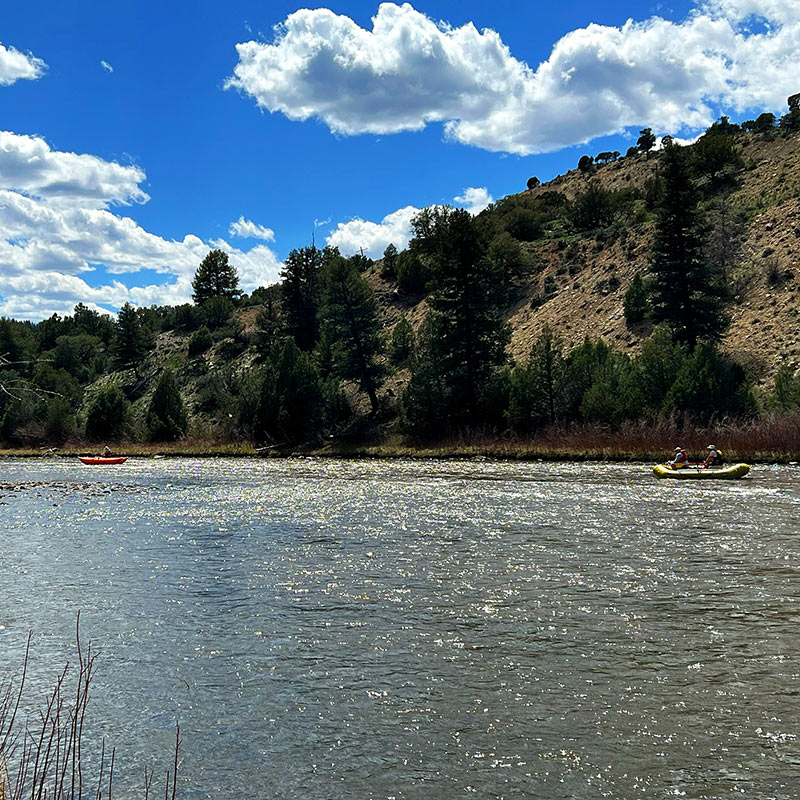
top-left (103, 445), bottom-right (112, 457)
top-left (668, 446), bottom-right (688, 469)
top-left (703, 445), bottom-right (723, 468)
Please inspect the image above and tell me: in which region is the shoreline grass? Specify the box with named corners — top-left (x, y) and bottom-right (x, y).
top-left (2, 416), bottom-right (800, 464)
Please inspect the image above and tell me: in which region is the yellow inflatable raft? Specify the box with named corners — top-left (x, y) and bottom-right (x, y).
top-left (653, 463), bottom-right (750, 479)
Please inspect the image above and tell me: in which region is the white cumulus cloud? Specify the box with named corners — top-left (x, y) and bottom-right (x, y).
top-left (327, 205), bottom-right (420, 258)
top-left (0, 42), bottom-right (46, 85)
top-left (0, 137), bottom-right (282, 320)
top-left (0, 130), bottom-right (148, 208)
top-left (229, 215), bottom-right (276, 241)
top-left (227, 1), bottom-right (800, 155)
top-left (454, 187), bottom-right (493, 214)
top-left (326, 186), bottom-right (493, 256)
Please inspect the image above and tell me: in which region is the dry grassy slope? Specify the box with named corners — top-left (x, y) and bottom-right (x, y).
top-left (371, 130), bottom-right (800, 388)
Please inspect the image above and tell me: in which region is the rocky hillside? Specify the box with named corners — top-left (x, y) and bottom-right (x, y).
top-left (364, 127), bottom-right (800, 389)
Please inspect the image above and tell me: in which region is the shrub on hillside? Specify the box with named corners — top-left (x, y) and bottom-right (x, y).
top-left (623, 273), bottom-right (651, 326)
top-left (188, 326), bottom-right (213, 357)
top-left (396, 251), bottom-right (430, 294)
top-left (85, 385), bottom-right (127, 441)
top-left (146, 370), bottom-right (188, 441)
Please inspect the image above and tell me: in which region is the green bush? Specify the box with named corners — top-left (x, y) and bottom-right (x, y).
top-left (146, 370), bottom-right (188, 441)
top-left (623, 273), bottom-right (651, 325)
top-left (85, 385), bottom-right (127, 441)
top-left (396, 251), bottom-right (431, 294)
top-left (389, 317), bottom-right (414, 364)
top-left (188, 326), bottom-right (213, 357)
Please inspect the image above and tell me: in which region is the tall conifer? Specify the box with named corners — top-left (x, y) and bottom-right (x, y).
top-left (650, 145), bottom-right (728, 349)
top-left (319, 257), bottom-right (385, 413)
top-left (409, 207), bottom-right (509, 427)
top-left (111, 303), bottom-right (151, 375)
top-left (192, 250), bottom-right (240, 304)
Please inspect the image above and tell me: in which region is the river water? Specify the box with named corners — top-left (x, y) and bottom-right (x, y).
top-left (1, 457), bottom-right (799, 799)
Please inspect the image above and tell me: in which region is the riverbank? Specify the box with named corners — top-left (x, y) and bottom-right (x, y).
top-left (2, 418), bottom-right (800, 463)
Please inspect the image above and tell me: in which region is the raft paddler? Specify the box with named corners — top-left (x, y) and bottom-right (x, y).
top-left (702, 445), bottom-right (723, 468)
top-left (668, 446), bottom-right (689, 469)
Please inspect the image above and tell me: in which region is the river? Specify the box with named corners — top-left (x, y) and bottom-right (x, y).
top-left (1, 457), bottom-right (799, 799)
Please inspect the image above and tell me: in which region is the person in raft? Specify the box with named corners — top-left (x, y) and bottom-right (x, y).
top-left (703, 445), bottom-right (724, 468)
top-left (102, 445), bottom-right (112, 457)
top-left (669, 446), bottom-right (689, 469)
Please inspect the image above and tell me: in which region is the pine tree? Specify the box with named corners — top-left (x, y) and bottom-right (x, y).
top-left (85, 385), bottom-right (127, 440)
top-left (319, 257), bottom-right (385, 413)
top-left (111, 303), bottom-right (151, 375)
top-left (623, 273), bottom-right (651, 326)
top-left (508, 325), bottom-right (567, 433)
top-left (409, 207), bottom-right (509, 427)
top-left (146, 370), bottom-right (188, 441)
top-left (380, 243), bottom-right (398, 278)
top-left (637, 127), bottom-right (656, 155)
top-left (389, 317), bottom-right (414, 365)
top-left (649, 144), bottom-right (728, 349)
top-left (192, 249), bottom-right (240, 304)
top-left (281, 245), bottom-right (334, 351)
top-left (254, 339), bottom-right (323, 443)
top-left (633, 325), bottom-right (687, 413)
top-left (402, 313), bottom-right (449, 437)
top-left (663, 344), bottom-right (754, 423)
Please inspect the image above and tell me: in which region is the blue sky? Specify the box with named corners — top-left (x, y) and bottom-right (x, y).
top-left (1, 0), bottom-right (796, 320)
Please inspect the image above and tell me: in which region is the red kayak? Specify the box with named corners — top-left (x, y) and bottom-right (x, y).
top-left (78, 456), bottom-right (128, 465)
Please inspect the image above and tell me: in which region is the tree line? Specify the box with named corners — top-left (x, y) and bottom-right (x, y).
top-left (1, 107), bottom-right (799, 448)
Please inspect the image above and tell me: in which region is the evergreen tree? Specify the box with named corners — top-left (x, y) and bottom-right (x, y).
top-left (579, 351), bottom-right (640, 424)
top-left (146, 370), bottom-right (188, 441)
top-left (192, 249), bottom-right (240, 304)
top-left (508, 325), bottom-right (566, 433)
top-left (690, 134), bottom-right (743, 186)
top-left (43, 396), bottom-right (75, 444)
top-left (649, 144), bottom-right (728, 349)
top-left (623, 273), bottom-right (651, 326)
top-left (488, 232), bottom-right (524, 286)
top-left (663, 344), bottom-right (754, 423)
top-left (409, 207), bottom-right (509, 427)
top-left (201, 296), bottom-right (234, 329)
top-left (389, 317), bottom-right (414, 365)
top-left (73, 303), bottom-right (115, 343)
top-left (254, 339), bottom-right (323, 443)
top-left (570, 180), bottom-right (617, 231)
top-left (380, 243), bottom-right (398, 278)
top-left (188, 327), bottom-right (213, 357)
top-left (319, 257), bottom-right (385, 413)
top-left (402, 313), bottom-right (449, 437)
top-left (253, 284), bottom-right (284, 357)
top-left (562, 338), bottom-right (613, 419)
top-left (85, 385), bottom-right (128, 441)
top-left (769, 363), bottom-right (800, 411)
top-left (633, 325), bottom-right (687, 413)
top-left (111, 303), bottom-right (152, 375)
top-left (637, 127), bottom-right (656, 155)
top-left (395, 250), bottom-right (431, 294)
top-left (281, 245), bottom-right (333, 351)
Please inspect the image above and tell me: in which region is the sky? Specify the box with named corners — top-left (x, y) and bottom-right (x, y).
top-left (1, 0), bottom-right (798, 321)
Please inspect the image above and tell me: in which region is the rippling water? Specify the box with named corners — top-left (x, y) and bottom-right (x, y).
top-left (1, 457), bottom-right (800, 799)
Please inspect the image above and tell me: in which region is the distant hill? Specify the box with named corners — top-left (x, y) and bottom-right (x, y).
top-left (2, 111), bottom-right (800, 450)
top-left (369, 125), bottom-right (800, 388)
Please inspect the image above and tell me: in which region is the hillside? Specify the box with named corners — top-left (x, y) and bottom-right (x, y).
top-left (2, 118), bottom-right (800, 452)
top-left (365, 127), bottom-right (800, 386)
